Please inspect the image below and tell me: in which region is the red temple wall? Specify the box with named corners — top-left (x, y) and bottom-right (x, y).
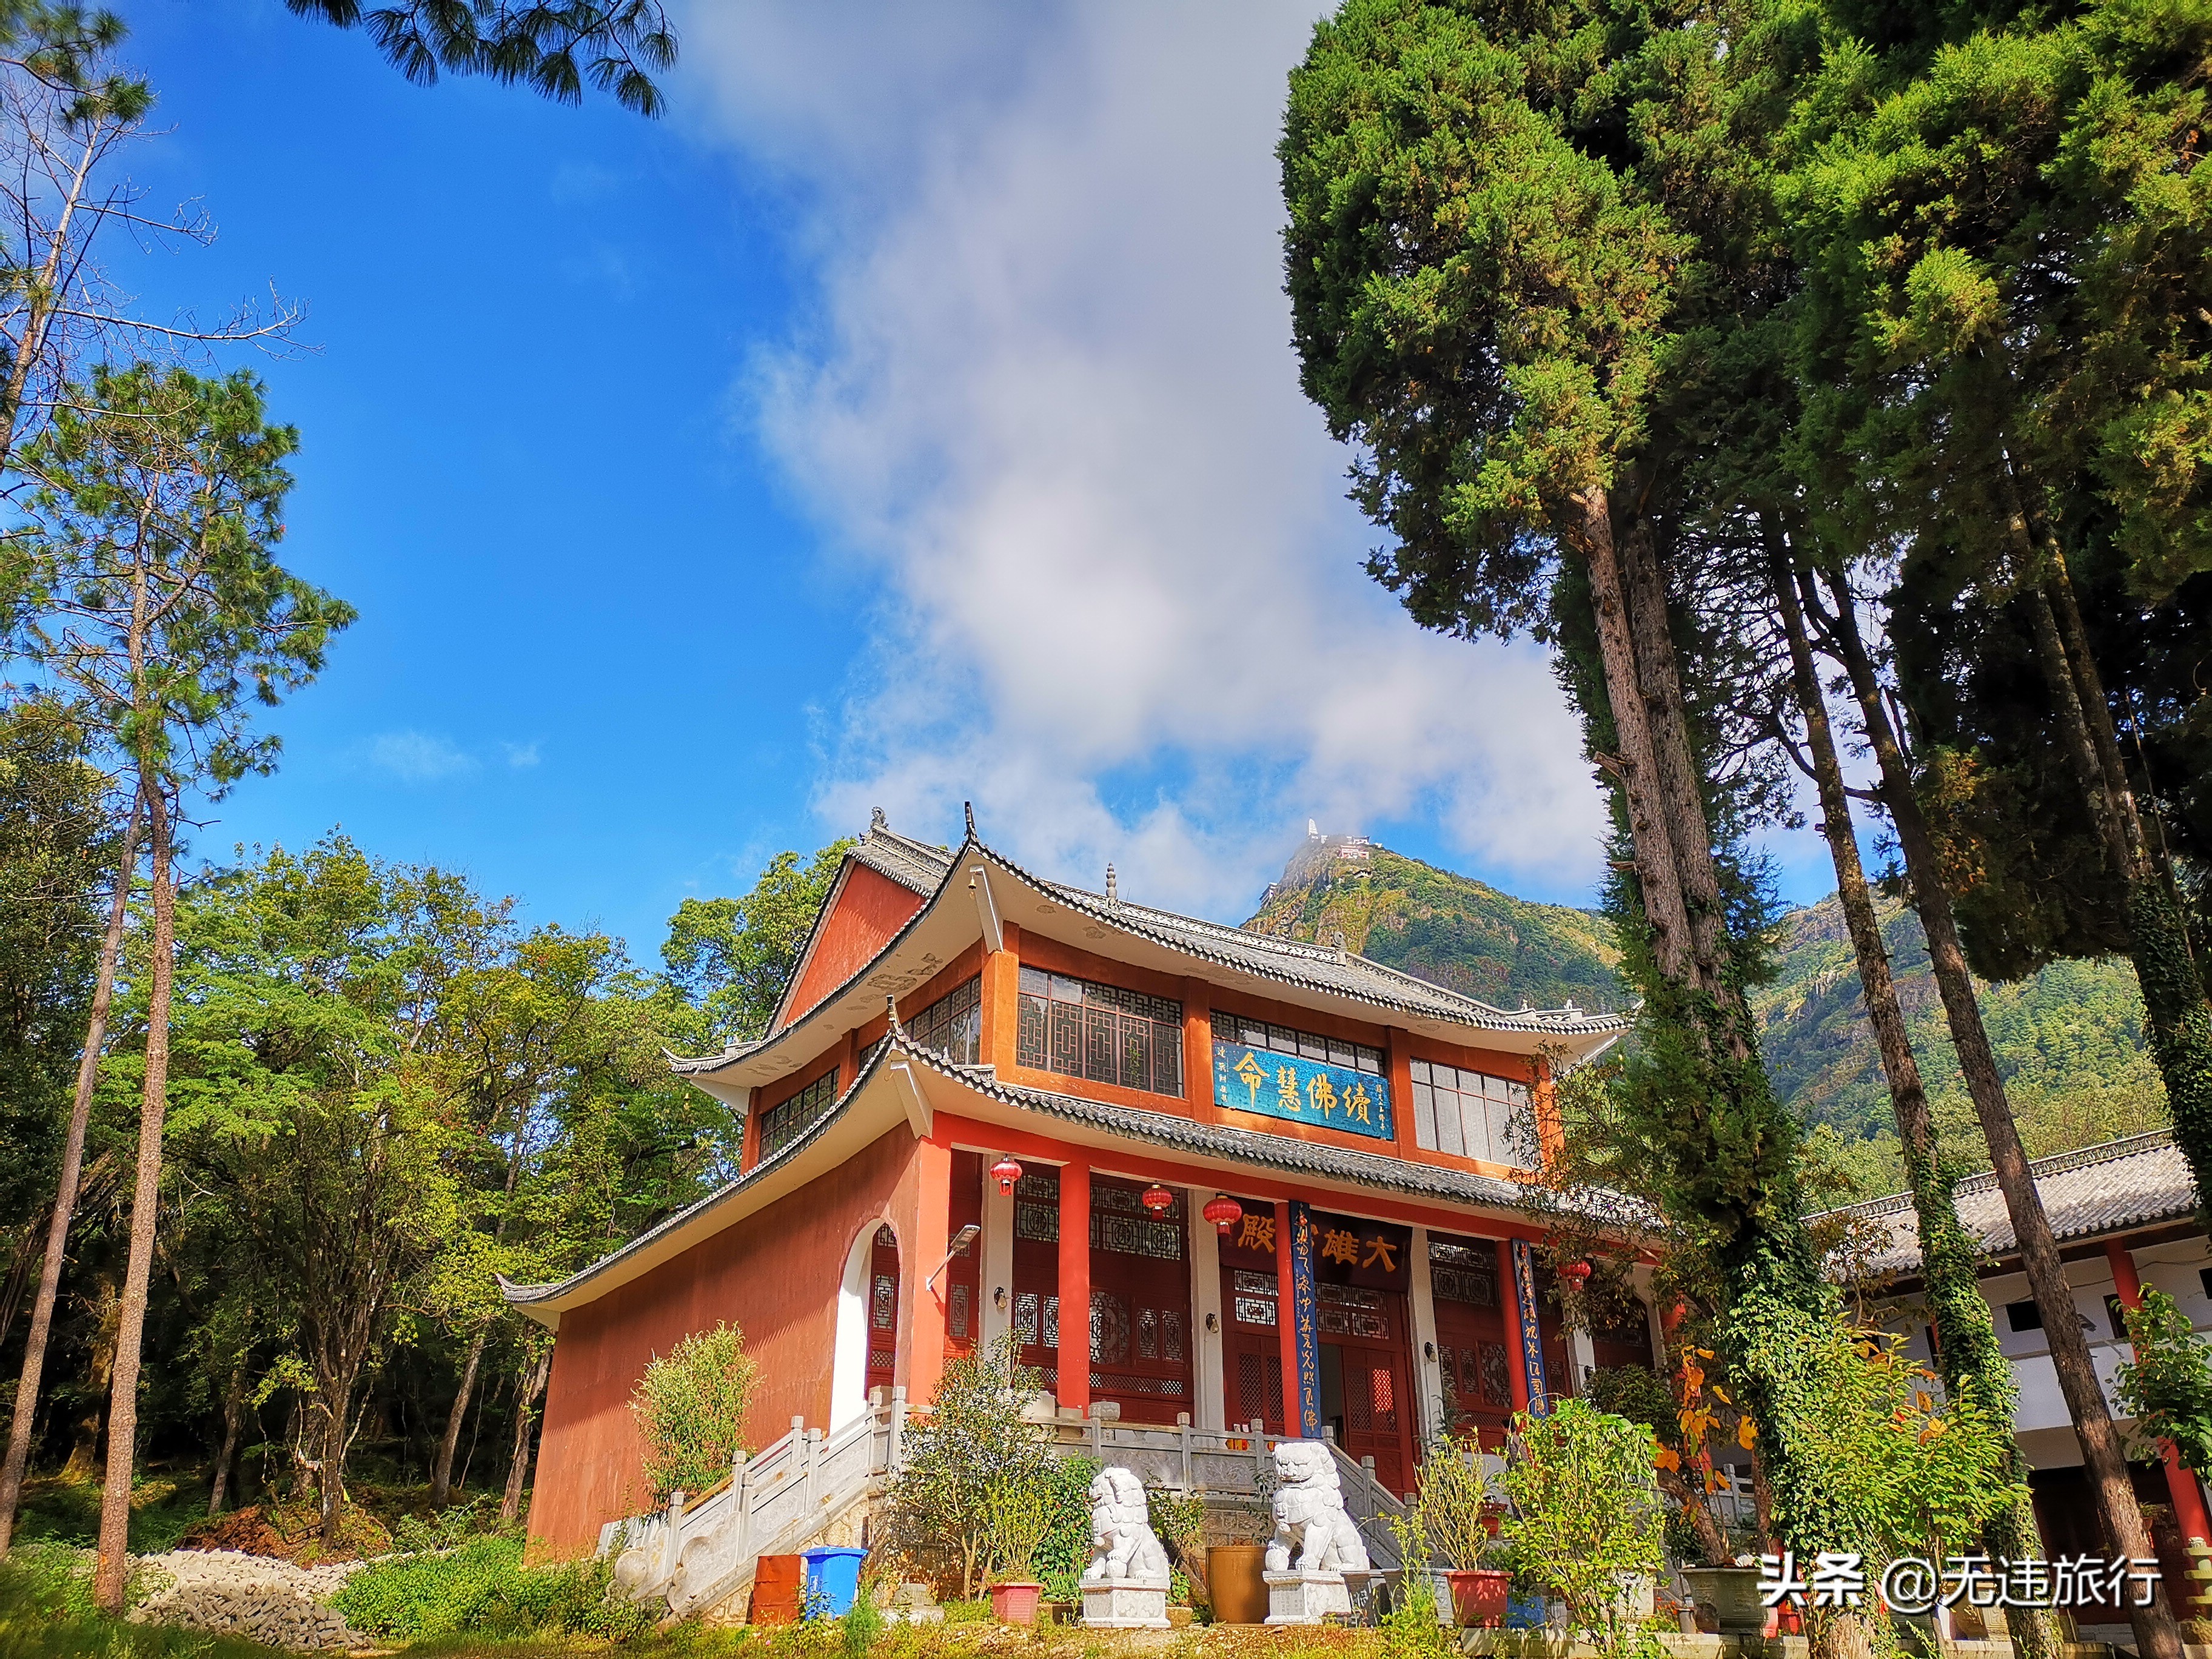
top-left (526, 1125), bottom-right (920, 1560)
top-left (779, 863), bottom-right (927, 1029)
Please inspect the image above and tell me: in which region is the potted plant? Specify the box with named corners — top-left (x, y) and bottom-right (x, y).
top-left (984, 1472), bottom-right (1054, 1625)
top-left (1413, 1437), bottom-right (1510, 1627)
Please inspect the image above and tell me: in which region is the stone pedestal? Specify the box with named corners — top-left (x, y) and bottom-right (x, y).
top-left (1081, 1577), bottom-right (1170, 1629)
top-left (1265, 1570), bottom-right (1352, 1626)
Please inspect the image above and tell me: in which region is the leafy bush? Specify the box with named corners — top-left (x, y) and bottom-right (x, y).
top-left (2116, 1289), bottom-right (2212, 1475)
top-left (1776, 1323), bottom-right (2023, 1563)
top-left (632, 1321), bottom-right (760, 1504)
top-left (1498, 1398), bottom-right (1666, 1658)
top-left (332, 1535), bottom-right (655, 1643)
top-left (387, 1495), bottom-right (514, 1553)
top-left (1411, 1436), bottom-right (1495, 1572)
top-left (881, 1333), bottom-right (1048, 1597)
top-left (1031, 1454), bottom-right (1099, 1596)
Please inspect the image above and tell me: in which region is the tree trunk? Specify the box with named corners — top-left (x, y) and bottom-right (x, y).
top-left (94, 782), bottom-right (173, 1615)
top-left (2032, 559), bottom-right (2212, 1232)
top-left (1818, 569), bottom-right (2182, 1659)
top-left (1619, 502), bottom-right (1735, 1011)
top-left (0, 791), bottom-right (141, 1551)
top-left (1567, 486), bottom-right (1695, 981)
top-left (1775, 552), bottom-right (2054, 1659)
top-left (500, 1349), bottom-right (552, 1526)
top-left (431, 1330), bottom-right (487, 1510)
top-left (59, 1269), bottom-right (119, 1483)
top-left (317, 1387), bottom-right (350, 1544)
top-left (209, 1366), bottom-right (247, 1517)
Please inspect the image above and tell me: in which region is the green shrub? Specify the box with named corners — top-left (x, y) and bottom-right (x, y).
top-left (332, 1535), bottom-right (656, 1643)
top-left (1498, 1398), bottom-right (1666, 1659)
top-left (633, 1322), bottom-right (761, 1505)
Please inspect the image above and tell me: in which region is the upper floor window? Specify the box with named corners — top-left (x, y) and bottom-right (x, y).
top-left (1411, 1060), bottom-right (1533, 1167)
top-left (1210, 1012), bottom-right (1383, 1075)
top-left (910, 975), bottom-right (981, 1066)
top-left (1016, 967), bottom-right (1184, 1098)
top-left (759, 1067), bottom-right (839, 1161)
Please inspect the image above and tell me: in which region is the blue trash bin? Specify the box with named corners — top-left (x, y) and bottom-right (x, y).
top-left (802, 1546), bottom-right (868, 1618)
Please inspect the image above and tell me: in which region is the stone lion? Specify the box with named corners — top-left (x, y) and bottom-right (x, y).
top-left (1083, 1467), bottom-right (1171, 1585)
top-left (1264, 1440), bottom-right (1371, 1575)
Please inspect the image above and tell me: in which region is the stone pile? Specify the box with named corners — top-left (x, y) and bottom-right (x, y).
top-left (126, 1547), bottom-right (367, 1652)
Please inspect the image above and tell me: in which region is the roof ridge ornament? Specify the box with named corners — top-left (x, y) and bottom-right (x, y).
top-left (886, 993), bottom-right (904, 1035)
top-left (870, 805), bottom-right (888, 833)
top-left (964, 800), bottom-right (976, 838)
top-left (1105, 862), bottom-right (1118, 905)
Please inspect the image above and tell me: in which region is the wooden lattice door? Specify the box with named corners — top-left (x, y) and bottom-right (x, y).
top-left (1429, 1233), bottom-right (1512, 1449)
top-left (1221, 1264), bottom-right (1285, 1434)
top-left (865, 1224), bottom-right (900, 1398)
top-left (1086, 1176), bottom-right (1192, 1423)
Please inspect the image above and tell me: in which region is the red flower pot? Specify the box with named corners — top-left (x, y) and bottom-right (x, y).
top-left (990, 1581), bottom-right (1044, 1625)
top-left (1436, 1569), bottom-right (1513, 1627)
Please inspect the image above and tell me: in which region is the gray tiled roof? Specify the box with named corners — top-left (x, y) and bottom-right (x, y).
top-left (510, 1025), bottom-right (1540, 1315)
top-left (850, 822), bottom-right (955, 896)
top-left (981, 842), bottom-right (1626, 1037)
top-left (1826, 1130), bottom-right (2199, 1278)
top-left (670, 819), bottom-right (1624, 1080)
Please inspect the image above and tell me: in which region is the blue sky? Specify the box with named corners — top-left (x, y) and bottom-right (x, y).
top-left (104, 1), bottom-right (1836, 965)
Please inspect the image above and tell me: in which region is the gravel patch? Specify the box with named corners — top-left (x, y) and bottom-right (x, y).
top-left (126, 1547), bottom-right (369, 1651)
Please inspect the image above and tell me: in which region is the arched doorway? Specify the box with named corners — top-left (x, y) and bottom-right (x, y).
top-left (831, 1220), bottom-right (900, 1430)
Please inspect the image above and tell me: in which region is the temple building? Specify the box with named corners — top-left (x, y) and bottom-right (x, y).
top-left (506, 812), bottom-right (1635, 1558)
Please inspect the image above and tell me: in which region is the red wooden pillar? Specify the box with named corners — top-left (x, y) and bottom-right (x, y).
top-left (906, 1137), bottom-right (955, 1407)
top-left (1057, 1161), bottom-right (1091, 1414)
top-left (2108, 1240), bottom-right (2212, 1550)
top-left (1499, 1238), bottom-right (1532, 1415)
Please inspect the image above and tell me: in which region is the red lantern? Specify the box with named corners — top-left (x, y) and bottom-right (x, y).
top-left (991, 1155), bottom-right (1023, 1196)
top-left (1141, 1182), bottom-right (1175, 1215)
top-left (1558, 1259), bottom-right (1592, 1289)
top-left (1202, 1194), bottom-right (1242, 1235)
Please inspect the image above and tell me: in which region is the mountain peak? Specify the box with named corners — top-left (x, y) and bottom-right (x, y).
top-left (1242, 837), bottom-right (1624, 1013)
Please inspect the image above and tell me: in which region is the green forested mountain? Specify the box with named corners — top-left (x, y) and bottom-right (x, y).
top-left (1242, 835), bottom-right (1626, 1013)
top-left (1751, 893), bottom-right (2167, 1190)
top-left (1245, 837), bottom-right (2168, 1193)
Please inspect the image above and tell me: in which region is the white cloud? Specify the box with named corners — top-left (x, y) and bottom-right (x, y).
top-left (677, 1), bottom-right (1607, 916)
top-left (369, 731), bottom-right (479, 784)
top-left (503, 742), bottom-right (541, 769)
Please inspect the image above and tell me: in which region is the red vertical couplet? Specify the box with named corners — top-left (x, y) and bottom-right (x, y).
top-left (2107, 1241), bottom-right (2212, 1555)
top-left (1057, 1162), bottom-right (1091, 1415)
top-left (908, 1138), bottom-right (953, 1408)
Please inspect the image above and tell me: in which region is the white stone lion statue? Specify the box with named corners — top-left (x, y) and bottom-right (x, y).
top-left (1265, 1439), bottom-right (1371, 1575)
top-left (1084, 1466), bottom-right (1171, 1584)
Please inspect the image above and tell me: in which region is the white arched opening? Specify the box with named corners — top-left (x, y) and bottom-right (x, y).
top-left (830, 1221), bottom-right (892, 1431)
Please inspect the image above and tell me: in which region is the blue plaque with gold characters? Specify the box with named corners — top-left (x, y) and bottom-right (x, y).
top-left (1211, 1042), bottom-right (1393, 1141)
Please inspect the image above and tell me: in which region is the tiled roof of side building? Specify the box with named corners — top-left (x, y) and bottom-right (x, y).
top-left (1820, 1128), bottom-right (2199, 1279)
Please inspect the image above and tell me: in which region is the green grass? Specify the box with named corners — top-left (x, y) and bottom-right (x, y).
top-left (335, 1535), bottom-right (661, 1644)
top-left (11, 1475), bottom-right (204, 1555)
top-left (0, 1540), bottom-right (289, 1659)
